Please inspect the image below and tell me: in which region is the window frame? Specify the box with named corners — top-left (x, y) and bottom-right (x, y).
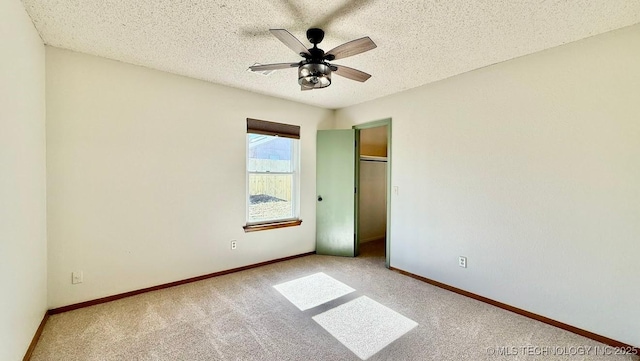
top-left (244, 119), bottom-right (302, 232)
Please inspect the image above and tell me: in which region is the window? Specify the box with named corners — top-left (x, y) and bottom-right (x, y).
top-left (244, 118), bottom-right (302, 232)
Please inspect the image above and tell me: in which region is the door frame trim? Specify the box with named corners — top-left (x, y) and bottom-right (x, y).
top-left (353, 118), bottom-right (392, 268)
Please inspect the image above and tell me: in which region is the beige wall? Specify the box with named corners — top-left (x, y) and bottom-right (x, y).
top-left (46, 47), bottom-right (333, 308)
top-left (336, 24), bottom-right (640, 346)
top-left (0, 1), bottom-right (47, 359)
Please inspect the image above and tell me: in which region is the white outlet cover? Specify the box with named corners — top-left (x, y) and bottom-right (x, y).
top-left (458, 257), bottom-right (467, 268)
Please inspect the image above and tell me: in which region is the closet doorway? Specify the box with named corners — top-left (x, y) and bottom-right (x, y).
top-left (355, 119), bottom-right (391, 267)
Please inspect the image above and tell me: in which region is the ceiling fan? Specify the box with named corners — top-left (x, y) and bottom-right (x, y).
top-left (249, 28), bottom-right (376, 90)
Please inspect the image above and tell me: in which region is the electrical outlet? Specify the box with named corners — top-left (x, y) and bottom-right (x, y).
top-left (231, 240), bottom-right (237, 250)
top-left (72, 271), bottom-right (83, 284)
top-left (458, 256), bottom-right (467, 268)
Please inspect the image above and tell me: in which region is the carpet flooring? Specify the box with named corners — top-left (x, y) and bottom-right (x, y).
top-left (273, 272), bottom-right (355, 311)
top-left (32, 240), bottom-right (638, 360)
top-left (312, 295), bottom-right (418, 360)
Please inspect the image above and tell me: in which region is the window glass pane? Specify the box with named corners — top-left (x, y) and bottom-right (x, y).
top-left (248, 173), bottom-right (294, 222)
top-left (248, 134), bottom-right (293, 172)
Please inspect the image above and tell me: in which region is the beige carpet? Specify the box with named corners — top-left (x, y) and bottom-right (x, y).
top-left (273, 272), bottom-right (355, 311)
top-left (32, 240), bottom-right (638, 360)
top-left (313, 295), bottom-right (418, 360)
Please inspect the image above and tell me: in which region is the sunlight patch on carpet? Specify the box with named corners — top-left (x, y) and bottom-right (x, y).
top-left (312, 296), bottom-right (418, 360)
top-left (273, 272), bottom-right (355, 311)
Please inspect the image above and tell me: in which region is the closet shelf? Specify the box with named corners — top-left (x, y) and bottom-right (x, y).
top-left (360, 155), bottom-right (387, 162)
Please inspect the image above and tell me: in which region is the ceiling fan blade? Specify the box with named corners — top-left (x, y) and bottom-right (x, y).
top-left (249, 63), bottom-right (299, 72)
top-left (333, 65), bottom-right (371, 82)
top-left (325, 37), bottom-right (376, 60)
top-left (269, 29), bottom-right (311, 57)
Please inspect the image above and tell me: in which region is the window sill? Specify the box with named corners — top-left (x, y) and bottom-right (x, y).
top-left (243, 219), bottom-right (302, 233)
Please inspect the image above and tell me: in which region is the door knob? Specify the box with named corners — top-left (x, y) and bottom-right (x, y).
top-left (317, 195), bottom-right (323, 202)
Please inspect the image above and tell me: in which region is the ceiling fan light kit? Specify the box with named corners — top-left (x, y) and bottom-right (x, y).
top-left (299, 63), bottom-right (331, 89)
top-left (250, 28), bottom-right (376, 91)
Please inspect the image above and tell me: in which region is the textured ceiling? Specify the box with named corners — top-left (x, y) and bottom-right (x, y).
top-left (21, 0), bottom-right (640, 109)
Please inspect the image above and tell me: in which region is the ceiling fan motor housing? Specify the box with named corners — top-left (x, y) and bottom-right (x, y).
top-left (306, 28), bottom-right (325, 45)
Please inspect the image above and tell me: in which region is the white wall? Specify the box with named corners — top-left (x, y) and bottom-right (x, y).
top-left (336, 24), bottom-right (640, 346)
top-left (46, 47), bottom-right (333, 308)
top-left (0, 1), bottom-right (47, 359)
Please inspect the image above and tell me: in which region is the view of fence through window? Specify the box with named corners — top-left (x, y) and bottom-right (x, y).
top-left (247, 134), bottom-right (296, 222)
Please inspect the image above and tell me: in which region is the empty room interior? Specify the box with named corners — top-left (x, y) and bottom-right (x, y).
top-left (2, 0), bottom-right (640, 360)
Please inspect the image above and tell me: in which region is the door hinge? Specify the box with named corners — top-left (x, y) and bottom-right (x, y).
top-left (354, 187), bottom-right (357, 194)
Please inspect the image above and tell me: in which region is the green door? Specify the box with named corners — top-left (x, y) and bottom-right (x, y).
top-left (316, 129), bottom-right (356, 256)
